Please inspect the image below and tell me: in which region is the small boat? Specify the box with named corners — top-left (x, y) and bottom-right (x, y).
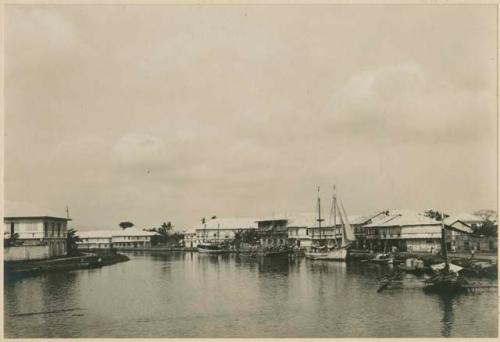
top-left (424, 267), bottom-right (469, 293)
top-left (305, 246), bottom-right (348, 261)
top-left (197, 243), bottom-right (224, 254)
top-left (365, 253), bottom-right (394, 265)
top-left (305, 186), bottom-right (355, 261)
top-left (398, 264), bottom-right (432, 275)
top-left (424, 213), bottom-right (469, 293)
top-left (397, 258), bottom-right (432, 275)
top-left (197, 220), bottom-right (225, 254)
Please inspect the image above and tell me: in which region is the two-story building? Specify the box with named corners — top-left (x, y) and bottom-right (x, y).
top-left (186, 217), bottom-right (258, 247)
top-left (364, 210), bottom-right (443, 253)
top-left (257, 218), bottom-right (289, 247)
top-left (4, 216), bottom-right (71, 260)
top-left (444, 213), bottom-right (485, 231)
top-left (287, 213), bottom-right (337, 248)
top-left (77, 228), bottom-right (157, 249)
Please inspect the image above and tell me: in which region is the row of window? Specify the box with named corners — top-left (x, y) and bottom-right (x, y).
top-left (43, 222), bottom-right (65, 238)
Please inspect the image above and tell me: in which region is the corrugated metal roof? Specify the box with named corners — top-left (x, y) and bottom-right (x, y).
top-left (193, 217), bottom-right (258, 230)
top-left (447, 222), bottom-right (473, 234)
top-left (78, 230), bottom-right (113, 238)
top-left (444, 213), bottom-right (484, 225)
top-left (287, 212), bottom-right (384, 228)
top-left (364, 210), bottom-right (440, 227)
top-left (112, 228), bottom-right (158, 237)
top-left (78, 228), bottom-right (158, 238)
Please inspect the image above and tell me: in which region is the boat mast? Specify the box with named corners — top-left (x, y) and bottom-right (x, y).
top-left (317, 186), bottom-right (324, 244)
top-left (203, 217), bottom-right (206, 243)
top-left (334, 187), bottom-right (346, 247)
top-left (441, 211), bottom-right (448, 266)
top-left (333, 185), bottom-right (337, 247)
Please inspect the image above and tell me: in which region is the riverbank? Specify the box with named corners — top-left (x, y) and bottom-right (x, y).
top-left (4, 251), bottom-right (130, 281)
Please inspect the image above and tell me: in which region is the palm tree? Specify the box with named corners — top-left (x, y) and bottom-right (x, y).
top-left (4, 232), bottom-right (19, 247)
top-left (66, 229), bottom-right (82, 256)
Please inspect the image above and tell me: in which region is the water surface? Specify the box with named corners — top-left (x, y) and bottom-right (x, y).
top-left (4, 251), bottom-right (498, 338)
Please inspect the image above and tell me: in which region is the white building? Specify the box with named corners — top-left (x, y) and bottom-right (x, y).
top-left (77, 228), bottom-right (158, 249)
top-left (444, 213), bottom-right (484, 231)
top-left (287, 213), bottom-right (337, 248)
top-left (4, 216), bottom-right (71, 260)
top-left (186, 217), bottom-right (258, 247)
top-left (364, 210), bottom-right (443, 253)
top-left (287, 212), bottom-right (387, 249)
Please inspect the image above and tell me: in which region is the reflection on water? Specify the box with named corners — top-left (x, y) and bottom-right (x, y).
top-left (4, 252), bottom-right (497, 338)
top-left (438, 293), bottom-right (455, 337)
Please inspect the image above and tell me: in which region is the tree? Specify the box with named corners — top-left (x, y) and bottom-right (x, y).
top-left (474, 209), bottom-right (497, 222)
top-left (67, 229), bottom-right (82, 256)
top-left (472, 221), bottom-right (497, 237)
top-left (4, 232), bottom-right (19, 248)
top-left (231, 229), bottom-right (261, 248)
top-left (161, 222), bottom-right (173, 233)
top-left (119, 221), bottom-right (134, 230)
top-left (424, 210), bottom-right (449, 221)
top-left (472, 210), bottom-right (497, 237)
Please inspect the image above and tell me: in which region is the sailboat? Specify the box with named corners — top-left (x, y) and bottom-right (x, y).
top-left (304, 186), bottom-right (356, 261)
top-left (424, 212), bottom-right (468, 293)
top-left (198, 220), bottom-right (224, 254)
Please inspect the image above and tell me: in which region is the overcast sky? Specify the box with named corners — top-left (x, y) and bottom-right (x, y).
top-left (5, 5), bottom-right (497, 231)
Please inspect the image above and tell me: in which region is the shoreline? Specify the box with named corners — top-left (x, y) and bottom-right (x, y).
top-left (4, 251), bottom-right (130, 281)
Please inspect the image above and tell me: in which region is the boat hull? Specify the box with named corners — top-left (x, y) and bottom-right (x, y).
top-left (305, 248), bottom-right (348, 261)
top-left (197, 244), bottom-right (224, 254)
top-left (368, 258), bottom-right (394, 265)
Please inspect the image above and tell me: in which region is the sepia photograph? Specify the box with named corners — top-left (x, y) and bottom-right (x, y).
top-left (3, 3), bottom-right (498, 339)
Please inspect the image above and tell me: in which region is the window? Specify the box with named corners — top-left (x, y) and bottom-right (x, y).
top-left (57, 223), bottom-right (61, 237)
top-left (44, 222), bottom-right (48, 237)
top-left (10, 222), bottom-right (14, 236)
top-left (306, 229), bottom-right (309, 236)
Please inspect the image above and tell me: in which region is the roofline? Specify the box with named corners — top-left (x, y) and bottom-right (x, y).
top-left (446, 220), bottom-right (472, 228)
top-left (365, 223), bottom-right (442, 228)
top-left (255, 219), bottom-right (288, 222)
top-left (4, 216), bottom-right (72, 222)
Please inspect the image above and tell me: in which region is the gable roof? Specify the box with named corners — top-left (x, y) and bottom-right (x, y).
top-left (364, 210), bottom-right (441, 228)
top-left (444, 213), bottom-right (484, 225)
top-left (445, 221), bottom-right (473, 234)
top-left (287, 211), bottom-right (387, 228)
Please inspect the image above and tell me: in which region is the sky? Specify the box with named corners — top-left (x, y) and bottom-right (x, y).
top-left (4, 4), bottom-right (497, 231)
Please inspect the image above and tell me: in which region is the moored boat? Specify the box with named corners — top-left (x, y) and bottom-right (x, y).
top-left (365, 253), bottom-right (394, 265)
top-left (424, 213), bottom-right (469, 293)
top-left (197, 219), bottom-right (225, 254)
top-left (304, 186), bottom-right (355, 261)
top-left (197, 243), bottom-right (224, 253)
top-left (305, 247), bottom-right (348, 261)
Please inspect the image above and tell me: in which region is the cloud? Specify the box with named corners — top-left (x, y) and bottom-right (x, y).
top-left (323, 60), bottom-right (495, 146)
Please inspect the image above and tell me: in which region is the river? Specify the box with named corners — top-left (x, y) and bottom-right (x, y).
top-left (4, 251), bottom-right (498, 338)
